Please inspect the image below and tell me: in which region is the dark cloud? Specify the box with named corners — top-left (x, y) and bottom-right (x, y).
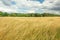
top-left (43, 0), bottom-right (60, 12)
top-left (50, 7), bottom-right (60, 11)
top-left (50, 1), bottom-right (60, 11)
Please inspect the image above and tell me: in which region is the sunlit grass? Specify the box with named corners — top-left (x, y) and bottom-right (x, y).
top-left (0, 17), bottom-right (60, 40)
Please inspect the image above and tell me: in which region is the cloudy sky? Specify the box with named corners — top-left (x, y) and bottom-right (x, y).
top-left (0, 0), bottom-right (60, 13)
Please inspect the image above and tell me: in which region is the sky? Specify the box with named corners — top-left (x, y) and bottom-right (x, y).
top-left (0, 0), bottom-right (60, 13)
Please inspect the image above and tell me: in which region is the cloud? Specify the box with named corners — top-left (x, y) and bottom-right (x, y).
top-left (42, 0), bottom-right (60, 13)
top-left (0, 7), bottom-right (17, 13)
top-left (26, 10), bottom-right (35, 13)
top-left (0, 0), bottom-right (60, 13)
top-left (1, 0), bottom-right (16, 6)
top-left (50, 0), bottom-right (60, 11)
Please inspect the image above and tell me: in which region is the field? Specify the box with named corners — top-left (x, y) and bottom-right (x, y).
top-left (0, 17), bottom-right (60, 40)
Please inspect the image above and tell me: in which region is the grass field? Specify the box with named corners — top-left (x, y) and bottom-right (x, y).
top-left (0, 17), bottom-right (60, 40)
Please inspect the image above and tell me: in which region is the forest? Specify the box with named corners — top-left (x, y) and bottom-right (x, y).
top-left (0, 11), bottom-right (60, 17)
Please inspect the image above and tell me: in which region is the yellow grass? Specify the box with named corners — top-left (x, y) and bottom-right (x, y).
top-left (0, 17), bottom-right (60, 40)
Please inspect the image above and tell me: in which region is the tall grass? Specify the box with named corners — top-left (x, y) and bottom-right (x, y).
top-left (0, 17), bottom-right (60, 40)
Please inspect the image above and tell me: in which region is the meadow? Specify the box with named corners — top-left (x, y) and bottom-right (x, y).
top-left (0, 17), bottom-right (60, 40)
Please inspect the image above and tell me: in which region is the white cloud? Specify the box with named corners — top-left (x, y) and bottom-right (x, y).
top-left (26, 10), bottom-right (35, 13)
top-left (0, 0), bottom-right (60, 13)
top-left (0, 7), bottom-right (17, 13)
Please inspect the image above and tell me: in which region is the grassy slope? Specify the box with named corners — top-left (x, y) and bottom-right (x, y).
top-left (0, 17), bottom-right (60, 40)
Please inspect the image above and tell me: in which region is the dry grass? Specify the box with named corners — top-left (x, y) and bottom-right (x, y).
top-left (0, 17), bottom-right (60, 40)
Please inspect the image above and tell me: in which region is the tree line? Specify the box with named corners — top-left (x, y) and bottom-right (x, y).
top-left (0, 11), bottom-right (60, 17)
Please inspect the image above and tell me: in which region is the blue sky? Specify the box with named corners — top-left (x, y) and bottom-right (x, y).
top-left (33, 0), bottom-right (44, 3)
top-left (11, 1), bottom-right (16, 5)
top-left (0, 0), bottom-right (60, 13)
